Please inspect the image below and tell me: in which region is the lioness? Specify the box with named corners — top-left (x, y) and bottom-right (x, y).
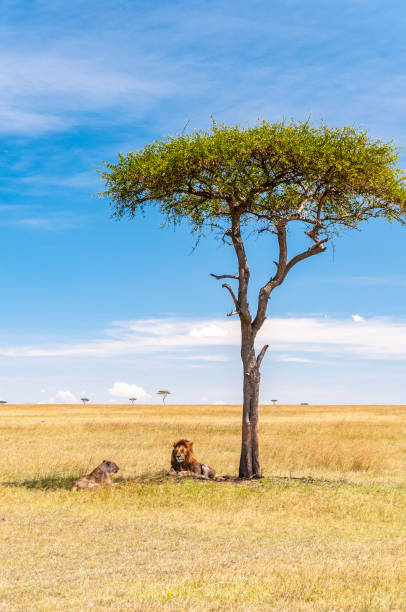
top-left (170, 439), bottom-right (216, 479)
top-left (72, 460), bottom-right (119, 491)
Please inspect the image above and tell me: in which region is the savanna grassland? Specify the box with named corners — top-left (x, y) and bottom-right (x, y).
top-left (1, 403), bottom-right (406, 611)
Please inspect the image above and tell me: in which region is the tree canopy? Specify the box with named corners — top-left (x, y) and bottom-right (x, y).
top-left (101, 120), bottom-right (406, 239)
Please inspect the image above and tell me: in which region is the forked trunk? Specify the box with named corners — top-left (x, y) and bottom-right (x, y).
top-left (238, 323), bottom-right (261, 478)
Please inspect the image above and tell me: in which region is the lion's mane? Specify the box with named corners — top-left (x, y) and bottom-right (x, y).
top-left (171, 439), bottom-right (198, 471)
top-left (171, 439), bottom-right (216, 479)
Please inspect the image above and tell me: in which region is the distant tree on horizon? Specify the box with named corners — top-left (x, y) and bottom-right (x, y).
top-left (129, 397), bottom-right (137, 405)
top-left (157, 390), bottom-right (171, 404)
top-left (80, 397), bottom-right (89, 405)
top-left (271, 399), bottom-right (277, 405)
top-left (0, 400), bottom-right (7, 405)
top-left (102, 119), bottom-right (406, 477)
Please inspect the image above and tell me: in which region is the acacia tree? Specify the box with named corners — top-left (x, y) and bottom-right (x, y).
top-left (101, 120), bottom-right (405, 478)
top-left (157, 390), bottom-right (171, 404)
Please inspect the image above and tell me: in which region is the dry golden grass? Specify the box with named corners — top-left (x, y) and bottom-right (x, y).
top-left (1, 403), bottom-right (406, 610)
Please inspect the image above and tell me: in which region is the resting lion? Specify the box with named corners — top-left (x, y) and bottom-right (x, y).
top-left (72, 460), bottom-right (119, 491)
top-left (170, 439), bottom-right (216, 480)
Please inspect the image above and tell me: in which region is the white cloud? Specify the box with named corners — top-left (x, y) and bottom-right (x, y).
top-left (108, 381), bottom-right (151, 401)
top-left (1, 315), bottom-right (406, 361)
top-left (39, 390), bottom-right (77, 404)
top-left (190, 324), bottom-right (228, 338)
top-left (55, 390), bottom-right (77, 403)
top-left (278, 356), bottom-right (313, 363)
top-left (352, 314), bottom-right (365, 323)
top-left (175, 354), bottom-right (230, 362)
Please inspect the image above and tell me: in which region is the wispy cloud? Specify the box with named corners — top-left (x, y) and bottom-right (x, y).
top-left (306, 276), bottom-right (406, 287)
top-left (0, 205), bottom-right (85, 230)
top-left (1, 315), bottom-right (406, 360)
top-left (0, 107), bottom-right (66, 135)
top-left (1, 1), bottom-right (405, 141)
top-left (0, 204), bottom-right (88, 231)
top-left (14, 216), bottom-right (76, 230)
top-left (277, 356), bottom-right (314, 363)
top-left (21, 171), bottom-right (99, 190)
top-left (0, 50), bottom-right (171, 135)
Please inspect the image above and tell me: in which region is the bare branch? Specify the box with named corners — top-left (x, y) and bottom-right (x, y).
top-left (256, 344), bottom-right (269, 368)
top-left (226, 310), bottom-right (239, 317)
top-left (252, 222), bottom-right (328, 335)
top-left (272, 222), bottom-right (288, 284)
top-left (222, 283), bottom-right (239, 310)
top-left (284, 239), bottom-right (327, 276)
top-left (252, 222), bottom-right (287, 334)
top-left (229, 209), bottom-right (252, 323)
top-left (210, 273), bottom-right (239, 280)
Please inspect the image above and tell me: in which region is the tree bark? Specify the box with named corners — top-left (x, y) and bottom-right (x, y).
top-left (238, 322), bottom-right (261, 478)
top-left (226, 209), bottom-right (264, 479)
top-left (223, 210), bottom-right (325, 478)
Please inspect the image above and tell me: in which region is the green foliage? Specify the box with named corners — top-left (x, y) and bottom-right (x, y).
top-left (101, 120), bottom-right (406, 234)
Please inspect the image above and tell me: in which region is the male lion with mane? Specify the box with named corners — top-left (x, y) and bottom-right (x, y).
top-left (72, 460), bottom-right (119, 491)
top-left (170, 439), bottom-right (216, 479)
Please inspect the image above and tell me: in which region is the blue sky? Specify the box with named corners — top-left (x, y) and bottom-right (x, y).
top-left (0, 0), bottom-right (405, 404)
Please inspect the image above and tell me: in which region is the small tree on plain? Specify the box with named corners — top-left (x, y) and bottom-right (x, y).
top-left (101, 119), bottom-right (406, 478)
top-left (0, 400), bottom-right (7, 405)
top-left (271, 399), bottom-right (277, 405)
top-left (80, 397), bottom-right (89, 405)
top-left (129, 397), bottom-right (137, 405)
top-left (157, 390), bottom-right (171, 404)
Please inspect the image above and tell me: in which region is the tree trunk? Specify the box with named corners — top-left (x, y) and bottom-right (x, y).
top-left (238, 323), bottom-right (261, 478)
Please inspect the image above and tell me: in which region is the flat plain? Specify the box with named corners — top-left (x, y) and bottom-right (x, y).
top-left (1, 403), bottom-right (406, 611)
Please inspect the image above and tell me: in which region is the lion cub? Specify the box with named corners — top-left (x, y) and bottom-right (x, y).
top-left (170, 439), bottom-right (216, 479)
top-left (72, 460), bottom-right (119, 491)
